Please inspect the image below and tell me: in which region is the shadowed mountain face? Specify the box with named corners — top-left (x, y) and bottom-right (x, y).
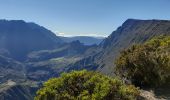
top-left (0, 20), bottom-right (63, 61)
top-left (97, 19), bottom-right (170, 74)
top-left (0, 19), bottom-right (97, 85)
top-left (60, 36), bottom-right (104, 45)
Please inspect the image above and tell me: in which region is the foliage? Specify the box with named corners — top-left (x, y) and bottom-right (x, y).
top-left (115, 36), bottom-right (170, 88)
top-left (35, 70), bottom-right (139, 100)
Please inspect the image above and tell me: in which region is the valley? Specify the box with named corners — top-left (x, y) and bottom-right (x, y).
top-left (0, 19), bottom-right (170, 99)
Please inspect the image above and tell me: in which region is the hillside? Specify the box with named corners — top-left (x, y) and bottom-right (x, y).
top-left (0, 20), bottom-right (63, 61)
top-left (97, 19), bottom-right (170, 74)
top-left (0, 55), bottom-right (26, 83)
top-left (70, 19), bottom-right (170, 75)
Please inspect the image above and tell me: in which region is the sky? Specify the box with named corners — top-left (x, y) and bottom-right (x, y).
top-left (0, 0), bottom-right (170, 37)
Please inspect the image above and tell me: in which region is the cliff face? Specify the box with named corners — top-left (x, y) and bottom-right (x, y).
top-left (97, 19), bottom-right (170, 75)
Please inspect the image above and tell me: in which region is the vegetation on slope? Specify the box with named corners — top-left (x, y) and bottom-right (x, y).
top-left (115, 36), bottom-right (170, 88)
top-left (35, 70), bottom-right (139, 100)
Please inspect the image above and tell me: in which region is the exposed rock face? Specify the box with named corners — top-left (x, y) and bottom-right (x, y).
top-left (139, 90), bottom-right (158, 100)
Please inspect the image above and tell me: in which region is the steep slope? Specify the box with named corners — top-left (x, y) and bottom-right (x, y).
top-left (0, 55), bottom-right (26, 83)
top-left (0, 84), bottom-right (37, 100)
top-left (97, 19), bottom-right (170, 75)
top-left (60, 36), bottom-right (104, 45)
top-left (0, 20), bottom-right (63, 61)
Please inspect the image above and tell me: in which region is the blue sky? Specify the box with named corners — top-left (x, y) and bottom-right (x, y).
top-left (0, 0), bottom-right (170, 37)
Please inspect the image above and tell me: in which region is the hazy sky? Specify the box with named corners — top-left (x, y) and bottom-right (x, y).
top-left (0, 0), bottom-right (170, 37)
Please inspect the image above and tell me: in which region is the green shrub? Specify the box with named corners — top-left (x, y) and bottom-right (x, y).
top-left (115, 36), bottom-right (170, 88)
top-left (35, 70), bottom-right (139, 100)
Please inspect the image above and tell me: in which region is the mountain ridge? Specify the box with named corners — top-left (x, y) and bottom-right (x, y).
top-left (0, 19), bottom-right (63, 61)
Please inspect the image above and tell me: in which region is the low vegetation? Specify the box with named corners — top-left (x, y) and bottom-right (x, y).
top-left (35, 70), bottom-right (139, 100)
top-left (115, 36), bottom-right (170, 88)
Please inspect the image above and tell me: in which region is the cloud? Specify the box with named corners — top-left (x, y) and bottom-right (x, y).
top-left (54, 30), bottom-right (107, 37)
top-left (83, 33), bottom-right (107, 37)
top-left (58, 32), bottom-right (65, 36)
top-left (57, 32), bottom-right (72, 37)
top-left (54, 30), bottom-right (66, 36)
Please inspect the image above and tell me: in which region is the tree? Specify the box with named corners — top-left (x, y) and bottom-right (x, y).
top-left (115, 36), bottom-right (170, 88)
top-left (35, 70), bottom-right (139, 100)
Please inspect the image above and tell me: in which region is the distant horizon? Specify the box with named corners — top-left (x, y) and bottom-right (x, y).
top-left (0, 0), bottom-right (170, 37)
top-left (1, 18), bottom-right (170, 38)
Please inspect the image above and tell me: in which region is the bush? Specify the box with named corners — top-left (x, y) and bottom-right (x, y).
top-left (115, 36), bottom-right (170, 88)
top-left (35, 70), bottom-right (139, 100)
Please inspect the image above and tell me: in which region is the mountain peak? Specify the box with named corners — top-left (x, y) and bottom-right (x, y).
top-left (0, 19), bottom-right (63, 61)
